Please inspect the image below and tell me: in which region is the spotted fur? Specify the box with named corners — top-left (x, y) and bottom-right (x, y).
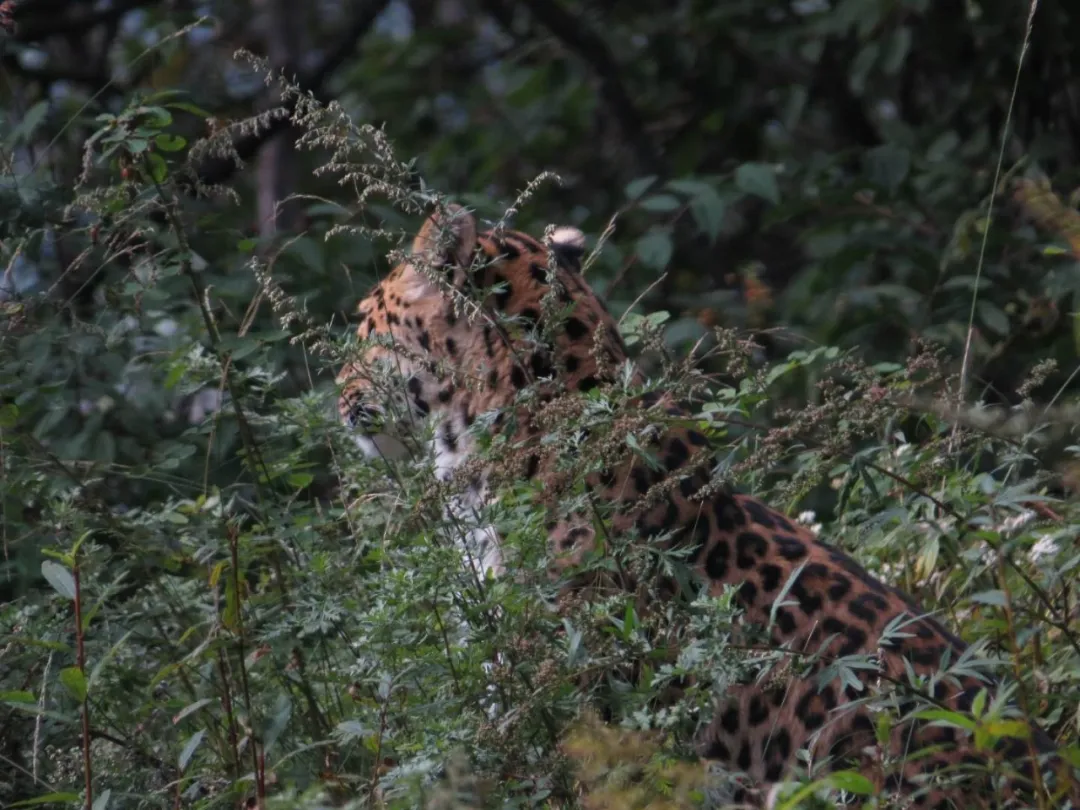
top-left (337, 205), bottom-right (1076, 808)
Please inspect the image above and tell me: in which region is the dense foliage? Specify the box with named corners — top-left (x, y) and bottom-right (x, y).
top-left (2, 1), bottom-right (1080, 808)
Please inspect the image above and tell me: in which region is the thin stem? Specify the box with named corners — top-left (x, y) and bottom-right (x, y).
top-left (73, 559), bottom-right (93, 810)
top-left (953, 0), bottom-right (1040, 442)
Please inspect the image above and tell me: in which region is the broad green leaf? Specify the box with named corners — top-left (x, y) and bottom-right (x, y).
top-left (849, 42), bottom-right (879, 95)
top-left (971, 688), bottom-right (987, 718)
top-left (639, 194), bottom-right (681, 213)
top-left (977, 301), bottom-right (1010, 336)
top-left (59, 667), bottom-right (87, 703)
top-left (335, 720), bottom-right (370, 741)
top-left (9, 793), bottom-right (82, 807)
top-left (147, 152), bottom-right (168, 183)
top-left (179, 730), bottom-right (205, 771)
top-left (970, 590), bottom-right (1007, 607)
top-left (1, 690), bottom-right (35, 703)
top-left (882, 26), bottom-right (912, 74)
top-left (173, 698), bottom-right (215, 725)
top-left (636, 228), bottom-right (673, 270)
top-left (41, 560), bottom-right (76, 599)
top-left (288, 472), bottom-right (314, 489)
top-left (625, 176), bottom-right (657, 200)
top-left (912, 708), bottom-right (977, 730)
top-left (688, 185), bottom-right (726, 243)
top-left (134, 105), bottom-right (173, 128)
top-left (89, 630), bottom-right (132, 686)
top-left (984, 720), bottom-right (1030, 740)
top-left (927, 131), bottom-right (961, 162)
top-left (165, 101), bottom-right (212, 118)
top-left (828, 771), bottom-right (875, 794)
top-left (10, 101), bottom-right (49, 145)
top-left (864, 144), bottom-right (910, 193)
top-left (734, 163), bottom-right (780, 204)
top-left (155, 133), bottom-right (187, 152)
top-left (263, 695), bottom-right (292, 752)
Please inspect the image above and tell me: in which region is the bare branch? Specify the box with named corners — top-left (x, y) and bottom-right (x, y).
top-left (183, 0), bottom-right (394, 192)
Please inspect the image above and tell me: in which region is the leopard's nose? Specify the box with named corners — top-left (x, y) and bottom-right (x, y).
top-left (345, 399), bottom-right (382, 431)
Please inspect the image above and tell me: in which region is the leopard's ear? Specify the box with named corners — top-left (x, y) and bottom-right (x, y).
top-left (411, 204), bottom-right (477, 269)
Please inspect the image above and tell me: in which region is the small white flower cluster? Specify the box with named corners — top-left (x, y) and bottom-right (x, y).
top-left (1028, 534), bottom-right (1059, 563)
top-left (985, 509), bottom-right (1061, 565)
top-left (796, 510), bottom-right (822, 535)
top-left (998, 509), bottom-right (1036, 536)
top-left (969, 540), bottom-right (997, 568)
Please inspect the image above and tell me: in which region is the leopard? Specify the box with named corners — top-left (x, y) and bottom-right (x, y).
top-left (336, 203), bottom-right (1076, 809)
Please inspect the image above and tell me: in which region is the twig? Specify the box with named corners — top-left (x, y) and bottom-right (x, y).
top-left (183, 0), bottom-right (394, 191)
top-left (73, 556), bottom-right (94, 810)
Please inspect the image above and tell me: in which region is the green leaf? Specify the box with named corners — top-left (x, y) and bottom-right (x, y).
top-left (828, 771), bottom-right (875, 794)
top-left (882, 27), bottom-right (912, 74)
top-left (688, 186), bottom-right (727, 243)
top-left (864, 144), bottom-right (910, 193)
top-left (335, 720), bottom-right (370, 741)
top-left (639, 194), bottom-right (681, 213)
top-left (59, 667), bottom-right (87, 703)
top-left (41, 560), bottom-right (76, 599)
top-left (971, 688), bottom-right (987, 718)
top-left (985, 719), bottom-right (1031, 740)
top-left (89, 630), bottom-right (133, 688)
top-left (849, 42), bottom-right (880, 95)
top-left (147, 152), bottom-right (168, 183)
top-left (9, 793), bottom-right (82, 807)
top-left (10, 101), bottom-right (49, 145)
top-left (164, 363), bottom-right (186, 390)
top-left (734, 163), bottom-right (780, 204)
top-left (0, 402), bottom-right (18, 427)
top-left (912, 708), bottom-right (977, 730)
top-left (134, 105), bottom-right (173, 128)
top-left (624, 175), bottom-right (658, 200)
top-left (636, 228), bottom-right (673, 270)
top-left (179, 729), bottom-right (205, 771)
top-left (970, 589), bottom-right (1007, 607)
top-left (154, 133), bottom-right (187, 152)
top-left (1, 690), bottom-right (36, 704)
top-left (288, 472), bottom-right (314, 489)
top-left (165, 100), bottom-right (212, 118)
top-left (927, 131), bottom-right (960, 162)
top-left (263, 694), bottom-right (292, 752)
top-left (977, 302), bottom-right (1010, 336)
top-left (92, 789), bottom-right (112, 810)
top-left (173, 698), bottom-right (215, 724)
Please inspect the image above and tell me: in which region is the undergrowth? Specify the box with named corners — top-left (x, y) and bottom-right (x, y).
top-left (2, 55), bottom-right (1080, 810)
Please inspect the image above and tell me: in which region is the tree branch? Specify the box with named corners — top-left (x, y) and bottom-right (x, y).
top-left (183, 0), bottom-right (394, 192)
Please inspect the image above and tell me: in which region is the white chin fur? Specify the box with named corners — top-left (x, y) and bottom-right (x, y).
top-left (353, 432), bottom-right (411, 462)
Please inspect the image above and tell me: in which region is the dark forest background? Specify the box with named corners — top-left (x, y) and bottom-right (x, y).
top-left (2, 1), bottom-right (1080, 808)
